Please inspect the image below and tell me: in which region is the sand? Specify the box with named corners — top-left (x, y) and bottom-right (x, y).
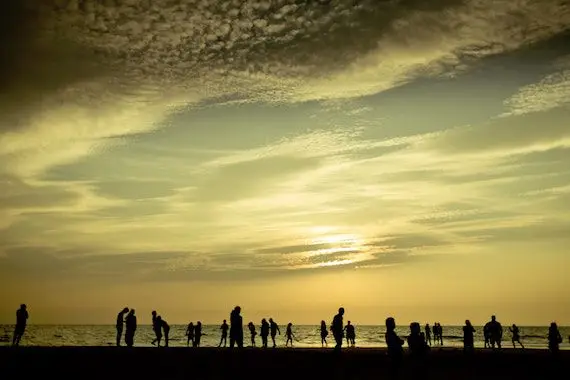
top-left (2, 346), bottom-right (568, 379)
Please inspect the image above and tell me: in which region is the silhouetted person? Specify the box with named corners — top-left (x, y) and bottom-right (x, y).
top-left (407, 322), bottom-right (429, 356)
top-left (194, 321), bottom-right (203, 347)
top-left (463, 320), bottom-right (475, 352)
top-left (320, 320), bottom-right (328, 347)
top-left (548, 322), bottom-right (562, 353)
top-left (437, 323), bottom-right (444, 345)
top-left (260, 318), bottom-right (270, 348)
top-left (186, 322), bottom-right (195, 347)
top-left (218, 320), bottom-right (228, 347)
top-left (269, 318), bottom-right (280, 348)
top-left (125, 309), bottom-right (137, 347)
top-left (248, 322), bottom-right (257, 347)
top-left (331, 307), bottom-right (345, 351)
top-left (510, 324), bottom-right (524, 348)
top-left (483, 322), bottom-right (491, 348)
top-left (433, 322), bottom-right (440, 344)
top-left (116, 307), bottom-right (129, 347)
top-left (12, 304), bottom-right (28, 346)
top-left (285, 323), bottom-right (295, 347)
top-left (385, 317), bottom-right (404, 362)
top-left (425, 324), bottom-right (432, 346)
top-left (159, 317), bottom-right (170, 347)
top-left (344, 320), bottom-right (356, 347)
top-left (151, 311), bottom-right (160, 345)
top-left (487, 315), bottom-right (502, 349)
top-left (229, 306), bottom-right (243, 348)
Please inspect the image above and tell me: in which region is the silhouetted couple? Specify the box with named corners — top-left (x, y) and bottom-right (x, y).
top-left (433, 322), bottom-right (443, 345)
top-left (115, 307), bottom-right (136, 347)
top-left (151, 310), bottom-right (170, 347)
top-left (12, 304), bottom-right (28, 346)
top-left (484, 315), bottom-right (503, 349)
top-left (186, 321), bottom-right (203, 347)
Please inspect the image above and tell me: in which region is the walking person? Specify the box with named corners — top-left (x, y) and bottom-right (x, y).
top-left (285, 323), bottom-right (295, 347)
top-left (463, 320), bottom-right (475, 352)
top-left (12, 304), bottom-right (28, 347)
top-left (320, 320), bottom-right (328, 347)
top-left (186, 322), bottom-right (195, 347)
top-left (260, 318), bottom-right (270, 348)
top-left (229, 306), bottom-right (243, 348)
top-left (269, 318), bottom-right (280, 348)
top-left (248, 322), bottom-right (257, 347)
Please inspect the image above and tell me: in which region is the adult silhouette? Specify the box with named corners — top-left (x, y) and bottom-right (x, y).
top-left (194, 321), bottom-right (203, 347)
top-left (548, 322), bottom-right (562, 353)
top-left (486, 315), bottom-right (503, 349)
top-left (116, 307), bottom-right (129, 347)
top-left (186, 322), bottom-right (195, 347)
top-left (425, 324), bottom-right (432, 346)
top-left (12, 304), bottom-right (28, 346)
top-left (285, 323), bottom-right (295, 347)
top-left (260, 318), bottom-right (270, 348)
top-left (229, 306), bottom-right (243, 348)
top-left (158, 316), bottom-right (170, 347)
top-left (151, 311), bottom-right (160, 345)
top-left (331, 307), bottom-right (345, 351)
top-left (463, 320), bottom-right (475, 352)
top-left (407, 322), bottom-right (429, 356)
top-left (385, 317), bottom-right (404, 361)
top-left (125, 309), bottom-right (137, 347)
top-left (269, 318), bottom-right (280, 348)
top-left (218, 320), bottom-right (228, 347)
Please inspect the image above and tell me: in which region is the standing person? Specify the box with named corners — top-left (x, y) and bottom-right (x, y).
top-left (438, 323), bottom-right (444, 345)
top-left (269, 318), bottom-right (280, 348)
top-left (260, 318), bottom-right (270, 348)
top-left (548, 322), bottom-right (562, 353)
top-left (218, 320), bottom-right (228, 347)
top-left (331, 307), bottom-right (345, 351)
top-left (425, 324), bottom-right (432, 346)
top-left (194, 321), bottom-right (203, 347)
top-left (487, 315), bottom-right (503, 349)
top-left (248, 322), bottom-right (257, 347)
top-left (285, 323), bottom-right (295, 347)
top-left (344, 321), bottom-right (356, 347)
top-left (186, 322), bottom-right (195, 347)
top-left (483, 322), bottom-right (491, 348)
top-left (125, 309), bottom-right (137, 347)
top-left (385, 317), bottom-right (404, 362)
top-left (463, 320), bottom-right (475, 352)
top-left (407, 322), bottom-right (429, 356)
top-left (116, 307), bottom-right (129, 347)
top-left (433, 323), bottom-right (439, 344)
top-left (229, 306), bottom-right (243, 348)
top-left (151, 311), bottom-right (160, 345)
top-left (320, 320), bottom-right (328, 347)
top-left (12, 304), bottom-right (28, 346)
top-left (510, 324), bottom-right (524, 348)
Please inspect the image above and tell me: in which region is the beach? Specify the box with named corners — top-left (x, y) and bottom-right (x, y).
top-left (2, 346), bottom-right (568, 380)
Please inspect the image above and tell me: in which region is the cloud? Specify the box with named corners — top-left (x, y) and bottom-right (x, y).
top-left (503, 56), bottom-right (570, 115)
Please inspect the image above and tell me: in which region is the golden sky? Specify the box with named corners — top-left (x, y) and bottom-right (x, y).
top-left (1, 0), bottom-right (570, 325)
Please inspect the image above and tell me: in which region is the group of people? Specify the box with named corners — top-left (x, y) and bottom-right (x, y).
top-left (9, 304), bottom-right (567, 353)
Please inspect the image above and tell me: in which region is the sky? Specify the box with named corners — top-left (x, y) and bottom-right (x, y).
top-left (1, 0), bottom-right (570, 326)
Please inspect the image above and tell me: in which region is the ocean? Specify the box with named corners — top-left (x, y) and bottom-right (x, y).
top-left (1, 324), bottom-right (569, 349)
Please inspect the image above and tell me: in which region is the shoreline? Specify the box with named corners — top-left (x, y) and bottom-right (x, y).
top-left (2, 346), bottom-right (568, 379)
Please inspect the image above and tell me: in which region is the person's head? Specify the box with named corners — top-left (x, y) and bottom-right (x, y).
top-left (262, 318), bottom-right (267, 323)
top-left (512, 324), bottom-right (516, 328)
top-left (20, 304), bottom-right (26, 310)
top-left (269, 318), bottom-right (273, 323)
top-left (465, 320), bottom-right (471, 326)
top-left (550, 322), bottom-right (557, 329)
top-left (234, 306), bottom-right (241, 314)
top-left (426, 323), bottom-right (429, 327)
top-left (122, 307), bottom-right (129, 313)
top-left (410, 322), bottom-right (420, 334)
top-left (152, 310), bottom-right (157, 316)
top-left (156, 316), bottom-right (162, 322)
top-left (129, 309), bottom-right (135, 315)
top-left (386, 317), bottom-right (396, 331)
top-left (189, 322), bottom-right (193, 326)
top-left (197, 321), bottom-right (201, 326)
top-left (223, 319), bottom-right (226, 323)
top-left (338, 307), bottom-right (345, 315)
top-left (288, 322), bottom-right (292, 327)
top-left (491, 315), bottom-right (496, 321)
